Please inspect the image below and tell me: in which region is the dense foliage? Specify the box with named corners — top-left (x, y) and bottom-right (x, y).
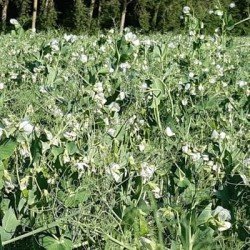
top-left (0, 0), bottom-right (250, 34)
top-left (0, 12), bottom-right (249, 249)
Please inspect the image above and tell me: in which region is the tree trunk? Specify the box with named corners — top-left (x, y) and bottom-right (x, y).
top-left (89, 0), bottom-right (96, 29)
top-left (89, 0), bottom-right (95, 18)
top-left (97, 0), bottom-right (101, 20)
top-left (120, 0), bottom-right (127, 34)
top-left (32, 0), bottom-right (38, 32)
top-left (152, 1), bottom-right (161, 29)
top-left (1, 0), bottom-right (9, 30)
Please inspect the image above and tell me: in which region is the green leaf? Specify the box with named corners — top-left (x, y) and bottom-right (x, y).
top-left (64, 190), bottom-right (90, 208)
top-left (51, 146), bottom-right (64, 161)
top-left (197, 204), bottom-right (212, 226)
top-left (42, 236), bottom-right (73, 250)
top-left (47, 66), bottom-right (58, 86)
top-left (0, 208), bottom-right (20, 241)
top-left (0, 139), bottom-right (17, 160)
top-left (65, 142), bottom-right (79, 156)
top-left (150, 78), bottom-right (165, 108)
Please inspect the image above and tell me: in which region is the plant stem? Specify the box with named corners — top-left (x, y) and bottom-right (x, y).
top-left (2, 211), bottom-right (81, 246)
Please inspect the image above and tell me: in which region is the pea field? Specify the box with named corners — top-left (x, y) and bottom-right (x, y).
top-left (0, 18), bottom-right (249, 250)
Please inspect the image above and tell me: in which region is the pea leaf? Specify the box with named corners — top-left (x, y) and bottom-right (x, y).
top-left (42, 236), bottom-right (73, 250)
top-left (0, 208), bottom-right (20, 241)
top-left (0, 139), bottom-right (17, 160)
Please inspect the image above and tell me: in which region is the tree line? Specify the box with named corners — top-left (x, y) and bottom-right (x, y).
top-left (0, 0), bottom-right (249, 34)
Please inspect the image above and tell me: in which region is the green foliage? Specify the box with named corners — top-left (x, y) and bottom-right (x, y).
top-left (0, 0), bottom-right (249, 34)
top-left (39, 0), bottom-right (57, 30)
top-left (0, 208), bottom-right (20, 242)
top-left (0, 12), bottom-right (249, 249)
top-left (99, 0), bottom-right (120, 29)
top-left (74, 0), bottom-right (89, 32)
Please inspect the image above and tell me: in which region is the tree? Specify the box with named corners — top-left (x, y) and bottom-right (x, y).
top-left (119, 0), bottom-right (134, 33)
top-left (31, 0), bottom-right (38, 32)
top-left (74, 0), bottom-right (88, 32)
top-left (1, 0), bottom-right (9, 30)
top-left (39, 0), bottom-right (57, 30)
top-left (99, 0), bottom-right (120, 29)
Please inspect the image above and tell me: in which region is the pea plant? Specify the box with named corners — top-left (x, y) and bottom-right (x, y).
top-left (0, 7), bottom-right (249, 250)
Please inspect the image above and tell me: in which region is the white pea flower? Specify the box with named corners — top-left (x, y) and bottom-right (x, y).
top-left (213, 206), bottom-right (232, 231)
top-left (148, 182), bottom-right (162, 199)
top-left (219, 131), bottom-right (226, 140)
top-left (132, 39), bottom-right (140, 46)
top-left (94, 92), bottom-right (107, 106)
top-left (152, 186), bottom-right (162, 198)
top-left (64, 131), bottom-right (77, 141)
top-left (202, 154), bottom-right (209, 161)
top-left (229, 2), bottom-right (236, 8)
top-left (141, 82), bottom-right (148, 91)
top-left (218, 221), bottom-right (232, 231)
top-left (240, 174), bottom-right (249, 185)
top-left (165, 127), bottom-right (175, 137)
top-left (190, 152), bottom-right (201, 161)
top-left (76, 162), bottom-right (88, 172)
top-left (189, 30), bottom-right (195, 36)
top-left (243, 158), bottom-right (250, 166)
top-left (211, 130), bottom-right (219, 140)
top-left (124, 32), bottom-right (134, 41)
top-left (237, 80), bottom-right (247, 87)
top-left (138, 140), bottom-right (146, 152)
top-left (142, 39), bottom-right (151, 46)
top-left (20, 142), bottom-right (30, 158)
top-left (215, 27), bottom-right (220, 33)
top-left (120, 62), bottom-right (131, 72)
top-left (10, 19), bottom-right (19, 25)
top-left (99, 45), bottom-right (106, 52)
top-left (0, 83), bottom-right (4, 90)
top-left (182, 145), bottom-right (190, 154)
top-left (109, 28), bottom-right (114, 34)
top-left (183, 6), bottom-right (190, 14)
top-left (20, 176), bottom-right (29, 191)
top-left (140, 162), bottom-right (155, 182)
top-left (181, 99), bottom-right (188, 106)
top-left (80, 54), bottom-right (88, 63)
top-left (5, 181), bottom-right (15, 194)
top-left (19, 120), bottom-right (34, 135)
top-left (199, 34), bottom-right (205, 40)
top-left (189, 72), bottom-right (195, 78)
top-left (63, 154), bottom-right (70, 164)
top-left (64, 34), bottom-right (77, 43)
top-left (108, 102), bottom-right (120, 112)
top-left (168, 42), bottom-right (176, 48)
top-left (107, 128), bottom-right (116, 137)
top-left (213, 206), bottom-right (231, 221)
top-left (208, 10), bottom-right (214, 14)
top-left (50, 39), bottom-right (60, 51)
top-left (39, 85), bottom-right (48, 93)
top-left (215, 10), bottom-right (223, 17)
top-left (94, 82), bottom-right (103, 93)
top-left (118, 91), bottom-right (126, 100)
top-left (185, 83), bottom-right (191, 90)
top-left (198, 85), bottom-right (205, 91)
top-left (107, 163), bottom-right (122, 182)
top-left (212, 163), bottom-right (221, 173)
top-left (209, 78), bottom-right (216, 84)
